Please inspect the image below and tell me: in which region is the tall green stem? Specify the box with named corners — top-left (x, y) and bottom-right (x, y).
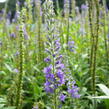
top-left (88, 0), bottom-right (94, 90)
top-left (93, 0), bottom-right (99, 95)
top-left (88, 0), bottom-right (100, 108)
top-left (103, 0), bottom-right (109, 64)
top-left (52, 38), bottom-right (57, 109)
top-left (16, 8), bottom-right (25, 109)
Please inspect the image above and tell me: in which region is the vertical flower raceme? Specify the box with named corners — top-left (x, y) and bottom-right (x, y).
top-left (44, 37), bottom-right (65, 92)
top-left (43, 1), bottom-right (66, 108)
top-left (44, 35), bottom-right (80, 108)
top-left (43, 1), bottom-right (80, 108)
top-left (43, 35), bottom-right (66, 109)
top-left (15, 8), bottom-right (26, 109)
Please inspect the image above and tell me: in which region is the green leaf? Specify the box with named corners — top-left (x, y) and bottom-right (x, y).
top-left (0, 71), bottom-right (6, 75)
top-left (0, 104), bottom-right (5, 109)
top-left (0, 98), bottom-right (6, 103)
top-left (4, 64), bottom-right (12, 72)
top-left (97, 84), bottom-right (109, 96)
top-left (3, 107), bottom-right (16, 109)
top-left (92, 96), bottom-right (109, 99)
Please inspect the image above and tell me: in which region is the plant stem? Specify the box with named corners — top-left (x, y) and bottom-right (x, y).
top-left (16, 8), bottom-right (25, 109)
top-left (103, 0), bottom-right (109, 65)
top-left (88, 0), bottom-right (100, 108)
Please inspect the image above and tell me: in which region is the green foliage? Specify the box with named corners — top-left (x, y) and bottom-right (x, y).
top-left (0, 97), bottom-right (15, 109)
top-left (0, 0), bottom-right (109, 109)
top-left (92, 84), bottom-right (109, 109)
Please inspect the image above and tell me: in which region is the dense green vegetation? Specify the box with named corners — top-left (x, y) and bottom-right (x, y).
top-left (0, 0), bottom-right (109, 109)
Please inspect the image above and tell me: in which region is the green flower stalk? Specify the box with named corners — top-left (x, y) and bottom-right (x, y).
top-left (0, 41), bottom-right (3, 71)
top-left (26, 0), bottom-right (33, 23)
top-left (102, 0), bottom-right (109, 64)
top-left (88, 0), bottom-right (94, 89)
top-left (35, 0), bottom-right (43, 63)
top-left (3, 0), bottom-right (9, 30)
top-left (64, 0), bottom-right (70, 45)
top-left (88, 0), bottom-right (100, 108)
top-left (15, 8), bottom-right (26, 109)
top-left (43, 0), bottom-right (59, 108)
top-left (71, 0), bottom-right (76, 17)
top-left (93, 0), bottom-right (100, 95)
top-left (0, 41), bottom-right (3, 92)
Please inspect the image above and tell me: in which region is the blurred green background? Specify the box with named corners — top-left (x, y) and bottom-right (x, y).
top-left (0, 0), bottom-right (86, 11)
top-left (0, 0), bottom-right (109, 13)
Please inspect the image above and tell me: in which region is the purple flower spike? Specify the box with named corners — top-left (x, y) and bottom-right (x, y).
top-left (43, 1), bottom-right (80, 102)
top-left (43, 34), bottom-right (66, 94)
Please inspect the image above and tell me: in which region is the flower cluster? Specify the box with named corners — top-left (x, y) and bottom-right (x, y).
top-left (44, 37), bottom-right (65, 94)
top-left (67, 81), bottom-right (80, 98)
top-left (43, 0), bottom-right (80, 106)
top-left (43, 36), bottom-right (80, 102)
